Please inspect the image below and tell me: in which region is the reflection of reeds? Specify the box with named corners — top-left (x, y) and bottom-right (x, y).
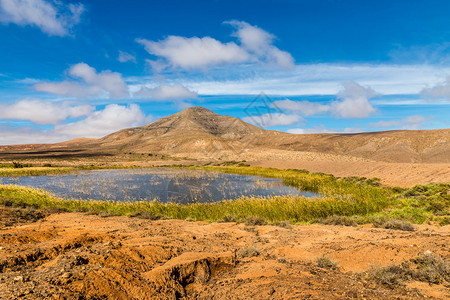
top-left (2, 168), bottom-right (307, 203)
top-left (0, 165), bottom-right (393, 224)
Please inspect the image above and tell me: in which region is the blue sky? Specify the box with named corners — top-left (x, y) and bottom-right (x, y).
top-left (0, 0), bottom-right (449, 144)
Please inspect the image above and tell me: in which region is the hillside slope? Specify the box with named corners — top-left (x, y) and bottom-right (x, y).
top-left (0, 106), bottom-right (449, 163)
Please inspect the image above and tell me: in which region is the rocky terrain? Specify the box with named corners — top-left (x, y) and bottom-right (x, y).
top-left (0, 207), bottom-right (449, 299)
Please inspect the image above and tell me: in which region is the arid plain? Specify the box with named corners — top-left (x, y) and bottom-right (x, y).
top-left (0, 107), bottom-right (449, 299)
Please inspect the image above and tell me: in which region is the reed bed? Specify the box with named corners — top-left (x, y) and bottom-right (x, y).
top-left (0, 166), bottom-right (396, 223)
top-left (0, 165), bottom-right (137, 177)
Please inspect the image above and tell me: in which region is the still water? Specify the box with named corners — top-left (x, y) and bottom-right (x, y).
top-left (1, 168), bottom-right (319, 204)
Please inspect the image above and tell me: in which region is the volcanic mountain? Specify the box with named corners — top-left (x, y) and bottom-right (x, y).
top-left (1, 106), bottom-right (449, 163)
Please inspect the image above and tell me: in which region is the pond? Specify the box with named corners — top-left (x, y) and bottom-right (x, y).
top-left (0, 168), bottom-right (319, 204)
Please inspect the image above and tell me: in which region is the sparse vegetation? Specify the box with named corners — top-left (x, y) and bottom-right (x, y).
top-left (369, 253), bottom-right (450, 286)
top-left (244, 216), bottom-right (268, 226)
top-left (373, 219), bottom-right (416, 231)
top-left (221, 215), bottom-right (238, 223)
top-left (237, 247), bottom-right (260, 258)
top-left (314, 215), bottom-right (358, 227)
top-left (0, 165), bottom-right (139, 177)
top-left (275, 220), bottom-right (293, 229)
top-left (316, 256), bottom-right (338, 270)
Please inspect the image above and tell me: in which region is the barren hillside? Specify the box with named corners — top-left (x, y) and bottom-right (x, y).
top-left (0, 106), bottom-right (449, 164)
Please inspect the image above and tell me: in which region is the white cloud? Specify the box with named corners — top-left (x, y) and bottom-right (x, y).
top-left (420, 76), bottom-right (450, 100)
top-left (369, 115), bottom-right (433, 130)
top-left (55, 104), bottom-right (147, 137)
top-left (179, 63), bottom-right (448, 96)
top-left (137, 20), bottom-right (293, 70)
top-left (273, 99), bottom-right (330, 116)
top-left (34, 63), bottom-right (128, 98)
top-left (267, 82), bottom-right (377, 122)
top-left (330, 82), bottom-right (378, 118)
top-left (0, 104), bottom-right (149, 145)
top-left (0, 125), bottom-right (66, 145)
top-left (227, 20), bottom-right (294, 68)
top-left (145, 59), bottom-right (166, 73)
top-left (135, 84), bottom-right (197, 101)
top-left (0, 99), bottom-right (93, 124)
top-left (287, 125), bottom-right (335, 134)
top-left (287, 125), bottom-right (364, 134)
top-left (243, 113), bottom-right (303, 127)
top-left (0, 0), bottom-right (84, 36)
top-left (118, 51), bottom-right (136, 63)
top-left (137, 36), bottom-right (249, 70)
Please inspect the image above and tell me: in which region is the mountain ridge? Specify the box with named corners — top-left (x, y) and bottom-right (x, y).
top-left (0, 106), bottom-right (449, 163)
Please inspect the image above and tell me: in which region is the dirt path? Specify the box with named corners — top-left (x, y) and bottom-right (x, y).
top-left (0, 210), bottom-right (448, 299)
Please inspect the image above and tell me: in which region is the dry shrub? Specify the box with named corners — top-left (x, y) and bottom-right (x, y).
top-left (315, 215), bottom-right (357, 227)
top-left (275, 221), bottom-right (292, 229)
top-left (370, 253), bottom-right (449, 286)
top-left (237, 247), bottom-right (260, 258)
top-left (221, 215), bottom-right (238, 223)
top-left (373, 219), bottom-right (416, 231)
top-left (244, 216), bottom-right (267, 226)
top-left (129, 211), bottom-right (164, 220)
top-left (316, 255), bottom-right (338, 270)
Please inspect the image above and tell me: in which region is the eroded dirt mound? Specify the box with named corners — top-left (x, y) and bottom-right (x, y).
top-left (0, 210), bottom-right (449, 299)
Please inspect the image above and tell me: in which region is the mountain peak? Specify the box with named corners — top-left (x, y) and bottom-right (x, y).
top-left (176, 106), bottom-right (217, 116)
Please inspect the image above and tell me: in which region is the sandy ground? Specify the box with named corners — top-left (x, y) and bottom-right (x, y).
top-left (0, 209), bottom-right (449, 299)
top-left (120, 149), bottom-right (450, 187)
top-left (251, 159), bottom-right (450, 187)
top-left (110, 156), bottom-right (450, 187)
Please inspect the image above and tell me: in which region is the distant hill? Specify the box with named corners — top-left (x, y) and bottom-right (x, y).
top-left (1, 106), bottom-right (449, 163)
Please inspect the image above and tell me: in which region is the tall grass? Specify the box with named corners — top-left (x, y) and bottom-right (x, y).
top-left (0, 165), bottom-right (138, 177)
top-left (0, 166), bottom-right (395, 223)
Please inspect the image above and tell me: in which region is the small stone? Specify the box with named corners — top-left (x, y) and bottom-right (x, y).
top-left (269, 287), bottom-right (276, 295)
top-left (13, 276), bottom-right (23, 282)
top-left (61, 272), bottom-right (71, 279)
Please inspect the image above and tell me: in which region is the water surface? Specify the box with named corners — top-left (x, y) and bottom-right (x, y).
top-left (0, 168), bottom-right (318, 204)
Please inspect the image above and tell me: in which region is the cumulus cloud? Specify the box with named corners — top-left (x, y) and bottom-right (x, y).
top-left (55, 104), bottom-right (147, 137)
top-left (331, 82), bottom-right (378, 118)
top-left (369, 115), bottom-right (433, 130)
top-left (0, 104), bottom-right (149, 145)
top-left (135, 84), bottom-right (197, 101)
top-left (34, 63), bottom-right (128, 98)
top-left (137, 36), bottom-right (249, 70)
top-left (273, 99), bottom-right (330, 116)
top-left (118, 51), bottom-right (136, 63)
top-left (0, 125), bottom-right (66, 145)
top-left (268, 82), bottom-right (377, 122)
top-left (137, 20), bottom-right (293, 70)
top-left (0, 99), bottom-right (93, 124)
top-left (420, 76), bottom-right (450, 100)
top-left (245, 82), bottom-right (377, 131)
top-left (0, 0), bottom-right (84, 36)
top-left (226, 20), bottom-right (294, 68)
top-left (243, 113), bottom-right (303, 127)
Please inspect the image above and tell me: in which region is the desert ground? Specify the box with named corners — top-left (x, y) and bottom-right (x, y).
top-left (0, 107), bottom-right (449, 299)
top-left (0, 207), bottom-right (449, 299)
